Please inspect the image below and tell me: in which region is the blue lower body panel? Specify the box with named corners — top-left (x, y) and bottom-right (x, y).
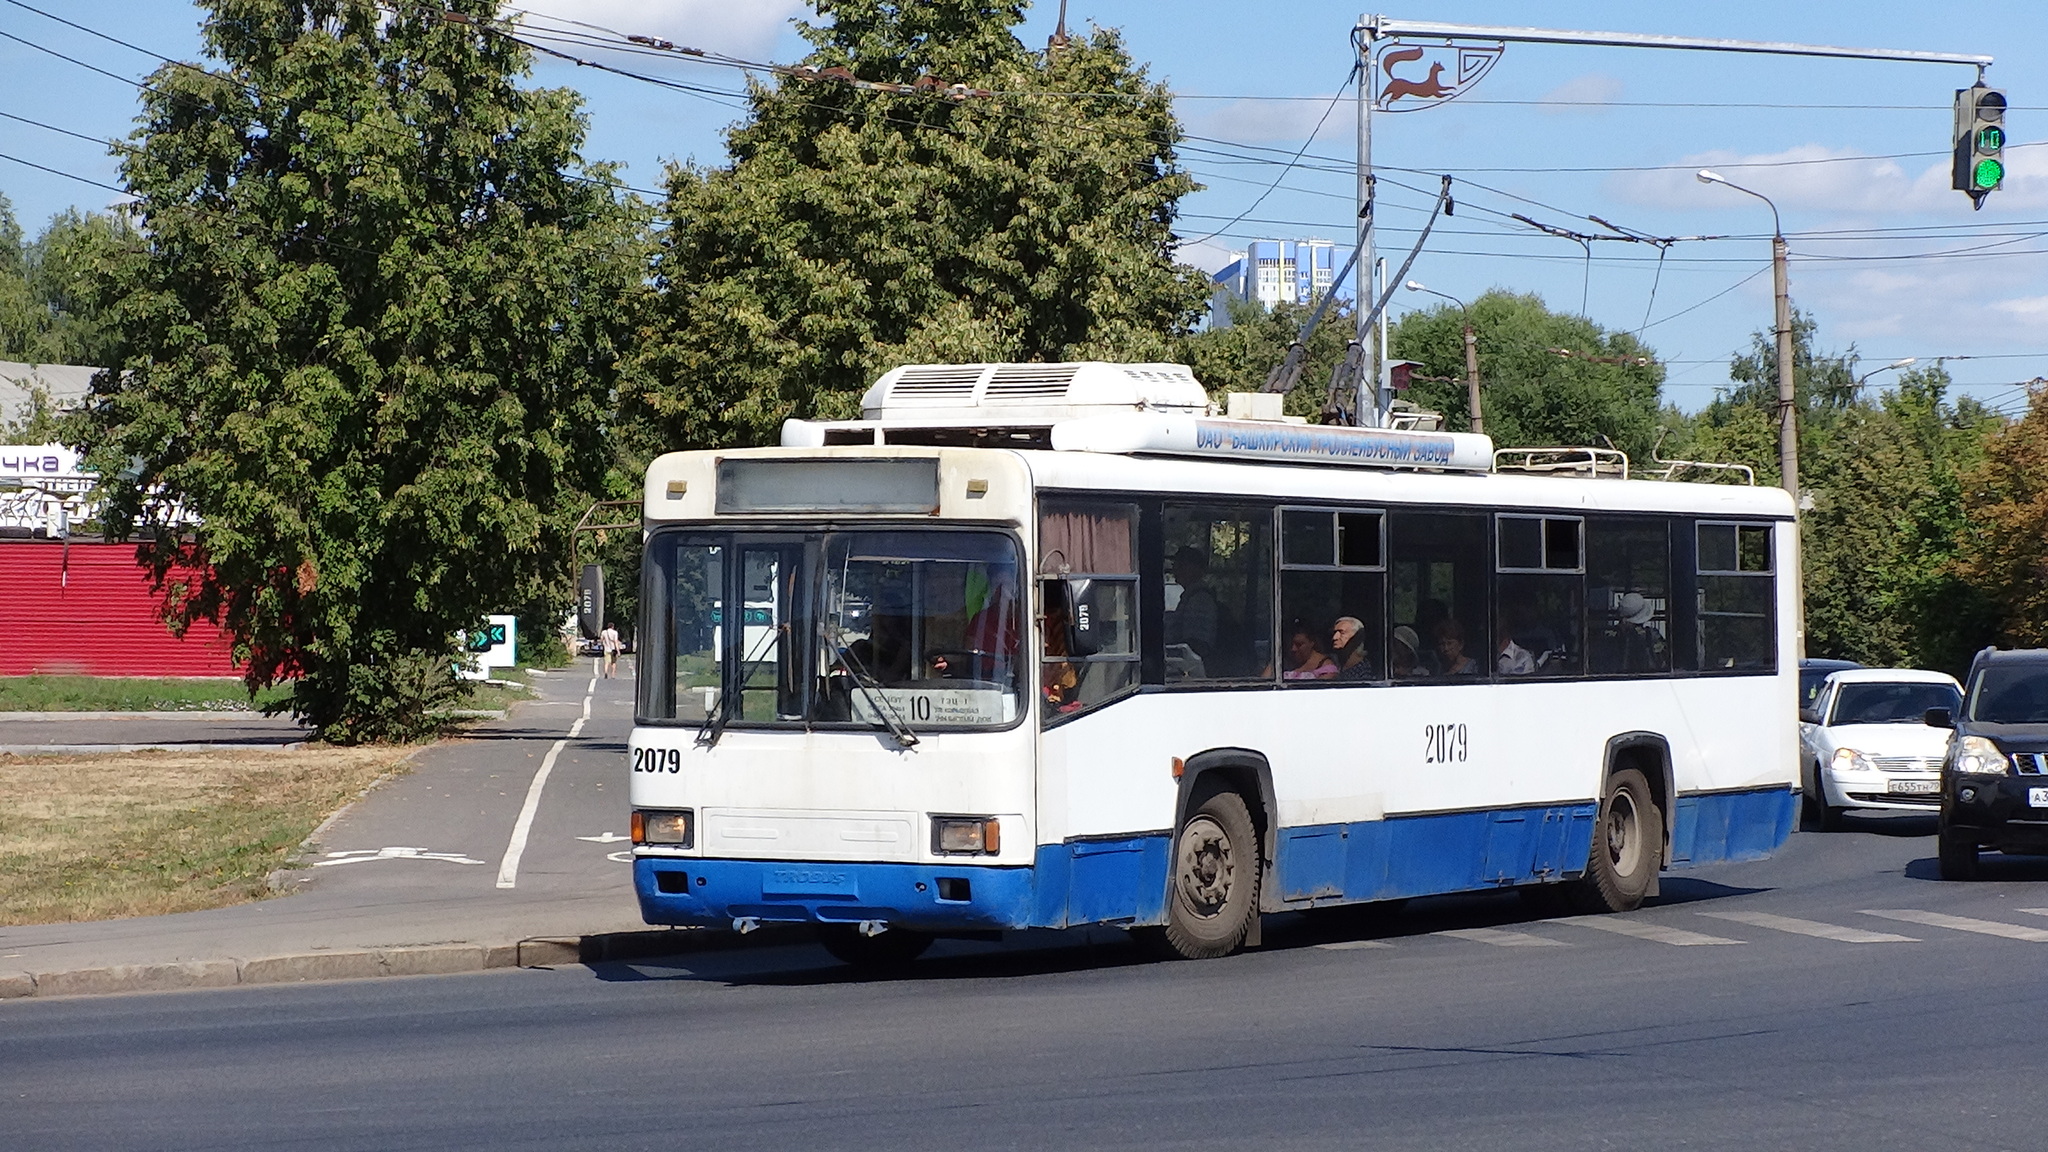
top-left (637, 788), bottom-right (1796, 932)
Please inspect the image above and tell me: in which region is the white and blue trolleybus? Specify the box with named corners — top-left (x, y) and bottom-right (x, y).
top-left (628, 362), bottom-right (1799, 964)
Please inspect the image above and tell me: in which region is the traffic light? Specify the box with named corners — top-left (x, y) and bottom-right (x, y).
top-left (1953, 84), bottom-right (2007, 210)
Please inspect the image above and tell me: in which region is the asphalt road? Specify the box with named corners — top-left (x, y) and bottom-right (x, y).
top-left (10, 813), bottom-right (2048, 1151)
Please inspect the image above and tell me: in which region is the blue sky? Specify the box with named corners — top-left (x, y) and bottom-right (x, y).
top-left (2, 1), bottom-right (2044, 416)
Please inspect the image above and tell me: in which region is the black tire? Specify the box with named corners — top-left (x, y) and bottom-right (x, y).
top-left (1937, 821), bottom-right (1980, 881)
top-left (1156, 790), bottom-right (1262, 960)
top-left (1569, 768), bottom-right (1661, 914)
top-left (1800, 763), bottom-right (1825, 831)
top-left (817, 924), bottom-right (933, 969)
top-left (1818, 802), bottom-right (1846, 833)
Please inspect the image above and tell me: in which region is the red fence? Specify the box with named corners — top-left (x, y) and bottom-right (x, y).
top-left (0, 542), bottom-right (238, 676)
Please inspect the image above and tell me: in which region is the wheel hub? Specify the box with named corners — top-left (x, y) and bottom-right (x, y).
top-left (1177, 814), bottom-right (1234, 916)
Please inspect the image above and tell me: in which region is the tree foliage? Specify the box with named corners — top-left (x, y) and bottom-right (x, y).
top-left (1388, 290), bottom-right (1664, 458)
top-left (0, 193), bottom-right (133, 366)
top-left (77, 0), bottom-right (643, 742)
top-left (1176, 296), bottom-right (1358, 417)
top-left (626, 0), bottom-right (1210, 454)
top-left (1953, 385), bottom-right (2048, 649)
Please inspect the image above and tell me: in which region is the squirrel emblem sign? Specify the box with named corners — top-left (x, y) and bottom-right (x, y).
top-left (1374, 41), bottom-right (1504, 112)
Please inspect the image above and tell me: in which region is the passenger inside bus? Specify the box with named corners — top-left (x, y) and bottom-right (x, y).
top-left (1391, 625), bottom-right (1422, 677)
top-left (1165, 547), bottom-right (1219, 665)
top-left (1331, 616), bottom-right (1374, 680)
top-left (1433, 618), bottom-right (1481, 675)
top-left (1279, 620), bottom-right (1338, 680)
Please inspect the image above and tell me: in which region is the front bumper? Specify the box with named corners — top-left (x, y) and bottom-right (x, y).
top-left (1944, 775), bottom-right (2048, 852)
top-left (635, 856), bottom-right (1036, 932)
top-left (1823, 766), bottom-right (1942, 812)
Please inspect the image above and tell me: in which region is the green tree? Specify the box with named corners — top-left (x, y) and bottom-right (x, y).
top-left (1953, 384), bottom-right (2048, 649)
top-left (1678, 309), bottom-right (1855, 487)
top-left (627, 0), bottom-right (1210, 454)
top-left (25, 209), bottom-right (134, 366)
top-left (1388, 290), bottom-right (1665, 458)
top-left (78, 0), bottom-right (644, 742)
top-left (0, 190), bottom-right (40, 359)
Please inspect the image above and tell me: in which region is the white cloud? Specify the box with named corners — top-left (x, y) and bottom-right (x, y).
top-left (1188, 95), bottom-right (1348, 145)
top-left (1993, 295), bottom-right (2048, 322)
top-left (1539, 73), bottom-right (1622, 115)
top-left (506, 1), bottom-right (806, 59)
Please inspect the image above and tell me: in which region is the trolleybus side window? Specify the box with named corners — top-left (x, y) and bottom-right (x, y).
top-left (1162, 504), bottom-right (1272, 682)
top-left (1494, 515), bottom-right (1584, 678)
top-left (1279, 507), bottom-right (1386, 684)
top-left (1039, 500), bottom-right (1140, 719)
top-left (1587, 516), bottom-right (1672, 675)
top-left (1696, 521), bottom-right (1776, 671)
top-left (1389, 510), bottom-right (1490, 679)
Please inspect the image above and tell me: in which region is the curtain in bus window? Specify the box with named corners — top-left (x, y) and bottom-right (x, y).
top-left (1162, 504), bottom-right (1273, 682)
top-left (1279, 508), bottom-right (1385, 684)
top-left (1039, 500), bottom-right (1139, 717)
top-left (1587, 517), bottom-right (1671, 675)
top-left (1389, 511), bottom-right (1488, 679)
top-left (1697, 523), bottom-right (1775, 671)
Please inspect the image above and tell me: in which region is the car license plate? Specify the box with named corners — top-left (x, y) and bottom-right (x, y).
top-left (1887, 779), bottom-right (1940, 796)
top-left (2031, 788), bottom-right (2048, 808)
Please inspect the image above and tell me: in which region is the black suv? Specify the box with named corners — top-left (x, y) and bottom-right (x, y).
top-left (1928, 648), bottom-right (2048, 879)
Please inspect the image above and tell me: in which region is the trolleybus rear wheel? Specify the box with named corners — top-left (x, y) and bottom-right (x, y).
top-left (1154, 790), bottom-right (1261, 960)
top-left (1570, 768), bottom-right (1659, 914)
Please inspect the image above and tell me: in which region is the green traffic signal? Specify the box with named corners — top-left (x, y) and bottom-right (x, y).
top-left (1978, 125), bottom-right (2006, 152)
top-left (1974, 158), bottom-right (2005, 189)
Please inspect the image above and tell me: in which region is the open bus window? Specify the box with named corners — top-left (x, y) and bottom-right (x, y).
top-left (1163, 504), bottom-right (1272, 682)
top-left (1588, 517), bottom-right (1670, 675)
top-left (1390, 511), bottom-right (1489, 678)
top-left (818, 532), bottom-right (1023, 728)
top-left (1279, 508), bottom-right (1385, 684)
top-left (1697, 522), bottom-right (1776, 671)
top-left (1040, 500), bottom-right (1139, 718)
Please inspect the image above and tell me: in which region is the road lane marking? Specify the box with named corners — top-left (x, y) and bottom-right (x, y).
top-left (313, 847), bottom-right (485, 867)
top-left (1436, 927), bottom-right (1569, 947)
top-left (1314, 940), bottom-right (1393, 950)
top-left (2011, 908), bottom-right (2048, 919)
top-left (1699, 910), bottom-right (1916, 943)
top-left (1862, 909), bottom-right (2048, 941)
top-left (495, 688), bottom-right (593, 889)
top-left (1553, 916), bottom-right (1743, 946)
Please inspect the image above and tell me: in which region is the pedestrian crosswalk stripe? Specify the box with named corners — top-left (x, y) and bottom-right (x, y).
top-left (1861, 909), bottom-right (2048, 941)
top-left (1700, 910), bottom-right (1916, 943)
top-left (1435, 927), bottom-right (1569, 947)
top-left (1314, 940), bottom-right (1393, 950)
top-left (1552, 916), bottom-right (1743, 946)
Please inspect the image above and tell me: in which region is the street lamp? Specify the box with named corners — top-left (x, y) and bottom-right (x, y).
top-left (1404, 280), bottom-right (1484, 436)
top-left (1696, 168), bottom-right (1797, 501)
top-left (1855, 357), bottom-right (1918, 389)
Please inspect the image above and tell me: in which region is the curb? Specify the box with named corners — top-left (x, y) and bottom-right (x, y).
top-left (0, 926), bottom-right (814, 1002)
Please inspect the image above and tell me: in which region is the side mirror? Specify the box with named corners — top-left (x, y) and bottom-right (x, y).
top-left (1798, 708), bottom-right (1820, 725)
top-left (1045, 578), bottom-right (1102, 659)
top-left (1925, 707), bottom-right (1954, 729)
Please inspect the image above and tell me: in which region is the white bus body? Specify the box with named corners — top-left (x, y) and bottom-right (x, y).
top-left (628, 364), bottom-right (1798, 953)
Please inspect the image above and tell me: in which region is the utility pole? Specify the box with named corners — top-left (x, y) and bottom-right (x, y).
top-left (1461, 323), bottom-right (1483, 437)
top-left (1771, 230), bottom-right (1797, 498)
top-left (1353, 22), bottom-right (1377, 426)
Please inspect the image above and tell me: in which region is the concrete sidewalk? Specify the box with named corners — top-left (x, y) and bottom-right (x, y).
top-left (0, 658), bottom-right (772, 1000)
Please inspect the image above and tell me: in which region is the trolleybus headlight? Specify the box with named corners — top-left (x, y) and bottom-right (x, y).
top-left (1830, 747), bottom-right (1877, 775)
top-left (633, 809), bottom-right (694, 846)
top-left (1955, 736), bottom-right (2010, 776)
top-left (932, 816), bottom-right (1001, 855)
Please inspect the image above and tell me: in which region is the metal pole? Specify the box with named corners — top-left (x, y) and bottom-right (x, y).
top-left (1355, 19), bottom-right (1379, 425)
top-left (1463, 323), bottom-right (1484, 436)
top-left (1772, 233), bottom-right (1796, 499)
top-left (1376, 256), bottom-right (1389, 419)
top-left (1365, 19), bottom-right (1990, 67)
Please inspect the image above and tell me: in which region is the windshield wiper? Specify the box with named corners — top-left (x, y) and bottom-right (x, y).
top-left (696, 624), bottom-right (786, 750)
top-left (827, 622), bottom-right (919, 749)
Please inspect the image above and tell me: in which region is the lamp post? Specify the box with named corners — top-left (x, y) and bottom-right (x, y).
top-left (1855, 357), bottom-right (1919, 390)
top-left (1696, 169), bottom-right (1797, 499)
top-left (1405, 280), bottom-right (1484, 436)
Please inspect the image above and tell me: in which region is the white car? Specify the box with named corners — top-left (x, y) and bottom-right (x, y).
top-left (1799, 667), bottom-right (1963, 830)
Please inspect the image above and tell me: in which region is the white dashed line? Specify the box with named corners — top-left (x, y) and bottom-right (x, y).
top-left (1700, 910), bottom-right (1916, 943)
top-left (1314, 940), bottom-right (1394, 950)
top-left (495, 689), bottom-right (594, 890)
top-left (1435, 927), bottom-right (1569, 947)
top-left (1553, 916), bottom-right (1743, 946)
top-left (1862, 909), bottom-right (2048, 942)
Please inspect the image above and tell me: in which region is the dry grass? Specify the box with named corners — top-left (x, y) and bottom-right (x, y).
top-left (0, 746), bottom-right (413, 926)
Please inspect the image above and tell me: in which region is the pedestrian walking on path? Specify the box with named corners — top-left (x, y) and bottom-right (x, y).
top-left (600, 622), bottom-right (621, 679)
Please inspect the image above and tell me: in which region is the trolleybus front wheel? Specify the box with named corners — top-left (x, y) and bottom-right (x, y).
top-left (1570, 768), bottom-right (1660, 914)
top-left (1146, 790), bottom-right (1262, 961)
